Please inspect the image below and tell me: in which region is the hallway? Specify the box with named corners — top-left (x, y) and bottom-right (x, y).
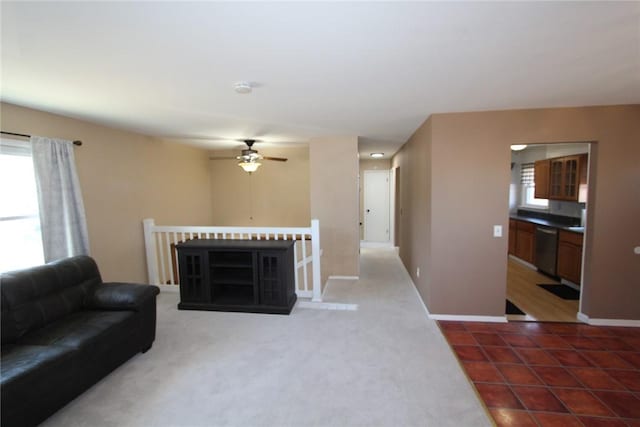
top-left (42, 247), bottom-right (491, 427)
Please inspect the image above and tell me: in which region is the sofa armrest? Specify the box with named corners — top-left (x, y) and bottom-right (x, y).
top-left (85, 283), bottom-right (160, 311)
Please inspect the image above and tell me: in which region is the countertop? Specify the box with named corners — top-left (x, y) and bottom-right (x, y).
top-left (510, 214), bottom-right (584, 234)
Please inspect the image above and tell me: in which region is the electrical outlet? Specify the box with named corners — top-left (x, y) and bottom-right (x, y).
top-left (416, 267), bottom-right (420, 278)
top-left (493, 225), bottom-right (502, 237)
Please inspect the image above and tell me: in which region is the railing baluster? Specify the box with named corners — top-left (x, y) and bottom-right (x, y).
top-left (142, 218), bottom-right (321, 301)
top-left (157, 233), bottom-right (166, 285)
top-left (167, 233), bottom-right (176, 285)
top-left (293, 239), bottom-right (299, 292)
top-left (302, 234), bottom-right (308, 292)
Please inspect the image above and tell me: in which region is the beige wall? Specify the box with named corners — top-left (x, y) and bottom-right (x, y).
top-left (359, 159), bottom-right (391, 239)
top-left (1, 102), bottom-right (212, 283)
top-left (209, 146), bottom-right (310, 226)
top-left (310, 136), bottom-right (359, 284)
top-left (391, 118), bottom-right (433, 308)
top-left (393, 105), bottom-right (640, 320)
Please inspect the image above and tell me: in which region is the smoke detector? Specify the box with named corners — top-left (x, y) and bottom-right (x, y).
top-left (234, 81), bottom-right (252, 94)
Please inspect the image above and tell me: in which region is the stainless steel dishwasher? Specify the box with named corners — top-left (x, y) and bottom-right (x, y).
top-left (535, 225), bottom-right (558, 276)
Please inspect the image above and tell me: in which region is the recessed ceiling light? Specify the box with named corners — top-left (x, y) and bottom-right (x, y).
top-left (234, 81), bottom-right (252, 94)
top-left (510, 144), bottom-right (528, 151)
top-left (370, 152), bottom-right (384, 158)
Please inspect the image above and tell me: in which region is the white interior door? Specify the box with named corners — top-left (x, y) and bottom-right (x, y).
top-left (364, 170), bottom-right (390, 242)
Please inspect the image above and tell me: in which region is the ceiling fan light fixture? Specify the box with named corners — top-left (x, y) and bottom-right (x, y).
top-left (238, 161), bottom-right (261, 173)
top-left (234, 81), bottom-right (252, 94)
top-left (510, 144), bottom-right (528, 151)
top-left (370, 152), bottom-right (384, 158)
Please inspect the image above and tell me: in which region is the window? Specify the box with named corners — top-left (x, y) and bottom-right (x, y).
top-left (0, 139), bottom-right (44, 272)
top-left (520, 162), bottom-right (548, 209)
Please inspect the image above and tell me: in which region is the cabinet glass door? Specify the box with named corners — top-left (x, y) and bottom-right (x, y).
top-left (549, 160), bottom-right (563, 198)
top-left (179, 251), bottom-right (209, 302)
top-left (259, 252), bottom-right (283, 306)
top-left (563, 158), bottom-right (578, 199)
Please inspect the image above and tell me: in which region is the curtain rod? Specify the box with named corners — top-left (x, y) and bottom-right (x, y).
top-left (1, 130), bottom-right (82, 146)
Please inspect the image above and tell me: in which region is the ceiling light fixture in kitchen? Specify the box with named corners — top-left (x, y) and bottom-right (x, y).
top-left (234, 81), bottom-right (252, 94)
top-left (370, 152), bottom-right (384, 158)
top-left (510, 144), bottom-right (528, 151)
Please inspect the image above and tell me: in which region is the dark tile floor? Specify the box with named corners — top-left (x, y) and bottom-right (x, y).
top-left (438, 321), bottom-right (640, 427)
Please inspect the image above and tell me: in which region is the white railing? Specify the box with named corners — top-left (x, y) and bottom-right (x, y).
top-left (142, 218), bottom-right (322, 302)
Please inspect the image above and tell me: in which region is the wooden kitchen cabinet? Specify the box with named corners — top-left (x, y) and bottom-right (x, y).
top-left (513, 220), bottom-right (535, 264)
top-left (549, 158), bottom-right (564, 199)
top-left (508, 219), bottom-right (516, 255)
top-left (557, 230), bottom-right (583, 285)
top-left (547, 154), bottom-right (587, 202)
top-left (534, 159), bottom-right (550, 199)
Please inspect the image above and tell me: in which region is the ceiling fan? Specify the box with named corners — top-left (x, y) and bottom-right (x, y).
top-left (210, 139), bottom-right (287, 173)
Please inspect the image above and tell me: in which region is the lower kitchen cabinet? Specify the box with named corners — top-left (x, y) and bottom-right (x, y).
top-left (508, 220), bottom-right (516, 255)
top-left (509, 219), bottom-right (535, 264)
top-left (557, 230), bottom-right (583, 285)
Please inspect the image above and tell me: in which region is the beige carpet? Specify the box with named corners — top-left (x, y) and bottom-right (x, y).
top-left (42, 248), bottom-right (490, 427)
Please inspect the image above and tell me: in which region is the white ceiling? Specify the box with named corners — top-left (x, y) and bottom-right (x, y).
top-left (2, 2), bottom-right (639, 158)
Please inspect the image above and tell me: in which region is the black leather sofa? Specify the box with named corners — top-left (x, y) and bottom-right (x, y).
top-left (1, 256), bottom-right (160, 427)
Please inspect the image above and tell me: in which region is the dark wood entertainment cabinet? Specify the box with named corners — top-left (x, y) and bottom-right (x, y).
top-left (175, 239), bottom-right (297, 314)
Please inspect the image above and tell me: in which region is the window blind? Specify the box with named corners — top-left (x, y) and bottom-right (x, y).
top-left (520, 163), bottom-right (534, 185)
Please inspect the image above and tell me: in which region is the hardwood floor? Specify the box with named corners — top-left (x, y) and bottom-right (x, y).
top-left (506, 257), bottom-right (579, 322)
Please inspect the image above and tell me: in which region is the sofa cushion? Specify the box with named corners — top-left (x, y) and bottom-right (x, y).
top-left (1, 343), bottom-right (79, 426)
top-left (0, 344), bottom-right (76, 389)
top-left (1, 256), bottom-right (101, 344)
top-left (17, 310), bottom-right (138, 357)
top-left (87, 282), bottom-right (160, 311)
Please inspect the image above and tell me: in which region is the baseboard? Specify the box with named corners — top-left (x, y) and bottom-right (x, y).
top-left (296, 301), bottom-right (358, 311)
top-left (560, 279), bottom-right (580, 291)
top-left (577, 312), bottom-right (640, 327)
top-left (429, 314), bottom-right (508, 323)
top-left (328, 276), bottom-right (359, 280)
top-left (360, 241), bottom-right (393, 248)
top-left (396, 255), bottom-right (505, 323)
top-left (508, 255), bottom-right (536, 270)
top-left (295, 290), bottom-right (313, 298)
top-left (407, 275), bottom-right (430, 317)
top-left (157, 284), bottom-right (180, 293)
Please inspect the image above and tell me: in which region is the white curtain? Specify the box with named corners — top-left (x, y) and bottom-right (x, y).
top-left (31, 136), bottom-right (90, 262)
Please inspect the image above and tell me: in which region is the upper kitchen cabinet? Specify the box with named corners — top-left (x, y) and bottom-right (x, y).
top-left (541, 154), bottom-right (587, 202)
top-left (534, 159), bottom-right (550, 199)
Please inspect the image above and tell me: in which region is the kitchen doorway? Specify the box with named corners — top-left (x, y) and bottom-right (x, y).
top-left (506, 142), bottom-right (591, 322)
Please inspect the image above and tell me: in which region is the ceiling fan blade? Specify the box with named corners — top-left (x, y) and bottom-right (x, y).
top-left (209, 156), bottom-right (237, 160)
top-left (262, 156), bottom-right (288, 162)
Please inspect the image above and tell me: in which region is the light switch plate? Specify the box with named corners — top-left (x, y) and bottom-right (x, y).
top-left (493, 225), bottom-right (502, 237)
